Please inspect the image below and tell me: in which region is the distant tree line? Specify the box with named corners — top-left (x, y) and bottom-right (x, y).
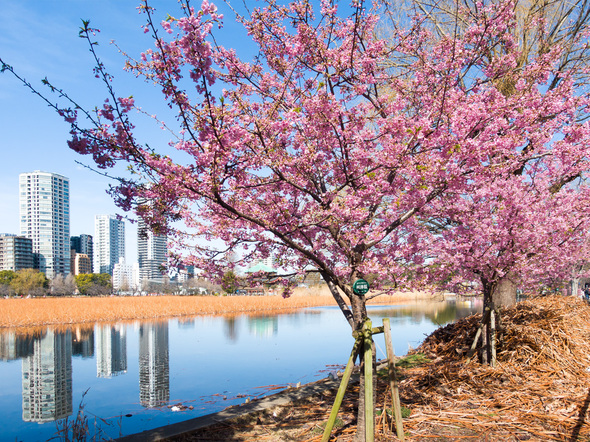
top-left (0, 269), bottom-right (112, 297)
top-left (0, 269), bottom-right (222, 297)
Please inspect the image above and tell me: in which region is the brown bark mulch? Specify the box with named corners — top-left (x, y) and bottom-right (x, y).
top-left (168, 295), bottom-right (590, 441)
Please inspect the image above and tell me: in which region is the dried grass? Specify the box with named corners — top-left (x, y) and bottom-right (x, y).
top-left (0, 289), bottom-right (434, 330)
top-left (396, 295), bottom-right (590, 441)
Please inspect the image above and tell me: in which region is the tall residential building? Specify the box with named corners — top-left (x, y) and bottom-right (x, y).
top-left (19, 172), bottom-right (70, 279)
top-left (0, 331), bottom-right (34, 361)
top-left (71, 326), bottom-right (94, 359)
top-left (137, 219), bottom-right (168, 288)
top-left (71, 253), bottom-right (92, 275)
top-left (70, 234), bottom-right (93, 272)
top-left (0, 234), bottom-right (34, 271)
top-left (112, 257), bottom-right (140, 291)
top-left (94, 215), bottom-right (125, 275)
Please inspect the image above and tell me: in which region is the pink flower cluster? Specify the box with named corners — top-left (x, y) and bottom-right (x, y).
top-left (49, 0), bottom-right (590, 324)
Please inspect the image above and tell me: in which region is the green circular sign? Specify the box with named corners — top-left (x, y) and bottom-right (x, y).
top-left (353, 279), bottom-right (370, 295)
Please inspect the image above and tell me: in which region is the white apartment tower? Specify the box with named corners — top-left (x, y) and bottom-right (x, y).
top-left (137, 219), bottom-right (168, 287)
top-left (19, 172), bottom-right (70, 279)
top-left (112, 257), bottom-right (140, 291)
top-left (94, 215), bottom-right (125, 275)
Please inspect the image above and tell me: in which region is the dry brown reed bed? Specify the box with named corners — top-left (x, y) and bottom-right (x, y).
top-left (0, 290), bottom-right (433, 330)
top-left (171, 295), bottom-right (590, 441)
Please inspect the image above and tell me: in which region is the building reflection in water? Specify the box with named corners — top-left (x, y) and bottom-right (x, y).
top-left (96, 324), bottom-right (127, 378)
top-left (177, 318), bottom-right (195, 329)
top-left (248, 316), bottom-right (278, 338)
top-left (0, 331), bottom-right (36, 361)
top-left (139, 322), bottom-right (169, 408)
top-left (224, 316), bottom-right (238, 341)
top-left (21, 330), bottom-right (73, 423)
top-left (72, 326), bottom-right (94, 359)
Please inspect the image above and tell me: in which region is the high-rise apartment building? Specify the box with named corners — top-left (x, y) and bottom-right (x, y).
top-left (139, 322), bottom-right (169, 407)
top-left (94, 215), bottom-right (125, 275)
top-left (70, 234), bottom-right (93, 272)
top-left (0, 234), bottom-right (34, 271)
top-left (112, 257), bottom-right (140, 291)
top-left (137, 219), bottom-right (168, 288)
top-left (19, 172), bottom-right (70, 279)
top-left (71, 327), bottom-right (94, 359)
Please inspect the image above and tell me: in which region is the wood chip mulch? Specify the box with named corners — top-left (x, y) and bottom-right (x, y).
top-left (170, 295), bottom-right (590, 441)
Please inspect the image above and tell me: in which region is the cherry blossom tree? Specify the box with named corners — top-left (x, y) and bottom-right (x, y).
top-left (422, 168), bottom-right (590, 363)
top-left (388, 0), bottom-right (590, 95)
top-left (3, 0), bottom-right (590, 434)
top-left (374, 0), bottom-right (590, 363)
top-left (380, 0), bottom-right (590, 306)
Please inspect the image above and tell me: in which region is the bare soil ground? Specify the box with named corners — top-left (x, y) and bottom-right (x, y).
top-left (166, 295), bottom-right (590, 441)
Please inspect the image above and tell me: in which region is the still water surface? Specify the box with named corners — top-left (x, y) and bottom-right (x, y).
top-left (0, 299), bottom-right (480, 441)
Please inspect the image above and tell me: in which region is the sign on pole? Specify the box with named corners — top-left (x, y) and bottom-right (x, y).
top-left (352, 279), bottom-right (370, 295)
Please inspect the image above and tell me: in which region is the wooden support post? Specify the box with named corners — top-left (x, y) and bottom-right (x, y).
top-left (490, 308), bottom-right (497, 368)
top-left (468, 307), bottom-right (491, 359)
top-left (363, 318), bottom-right (374, 442)
top-left (322, 337), bottom-right (362, 442)
top-left (383, 318), bottom-right (405, 441)
top-left (371, 326), bottom-right (385, 335)
top-left (468, 326), bottom-right (483, 358)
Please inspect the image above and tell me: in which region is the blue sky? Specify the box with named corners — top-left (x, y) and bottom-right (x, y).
top-left (0, 0), bottom-right (254, 264)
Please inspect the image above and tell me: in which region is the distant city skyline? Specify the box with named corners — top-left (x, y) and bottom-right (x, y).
top-left (1, 169), bottom-right (176, 280)
top-left (0, 1), bottom-right (182, 266)
top-left (0, 169), bottom-right (138, 266)
top-left (1, 1), bottom-right (258, 269)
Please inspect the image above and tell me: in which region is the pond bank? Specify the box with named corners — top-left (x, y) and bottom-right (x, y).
top-left (115, 375), bottom-right (347, 442)
top-left (143, 295), bottom-right (590, 441)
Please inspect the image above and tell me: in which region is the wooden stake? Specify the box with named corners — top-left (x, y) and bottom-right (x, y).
top-left (363, 318), bottom-right (374, 442)
top-left (468, 307), bottom-right (490, 359)
top-left (321, 337), bottom-right (361, 442)
top-left (491, 308), bottom-right (497, 368)
top-left (383, 318), bottom-right (405, 441)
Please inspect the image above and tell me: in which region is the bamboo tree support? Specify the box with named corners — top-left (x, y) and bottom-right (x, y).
top-left (383, 318), bottom-right (405, 441)
top-left (322, 318), bottom-right (378, 442)
top-left (321, 336), bottom-right (362, 442)
top-left (363, 318), bottom-right (374, 442)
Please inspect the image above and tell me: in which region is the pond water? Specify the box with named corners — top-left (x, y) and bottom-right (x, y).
top-left (0, 298), bottom-right (481, 441)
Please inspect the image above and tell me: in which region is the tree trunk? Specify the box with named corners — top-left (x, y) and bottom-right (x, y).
top-left (323, 271), bottom-right (372, 442)
top-left (571, 278), bottom-right (580, 298)
top-left (481, 281), bottom-right (494, 364)
top-left (492, 272), bottom-right (517, 307)
top-left (350, 292), bottom-right (369, 441)
top-left (481, 279), bottom-right (502, 365)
